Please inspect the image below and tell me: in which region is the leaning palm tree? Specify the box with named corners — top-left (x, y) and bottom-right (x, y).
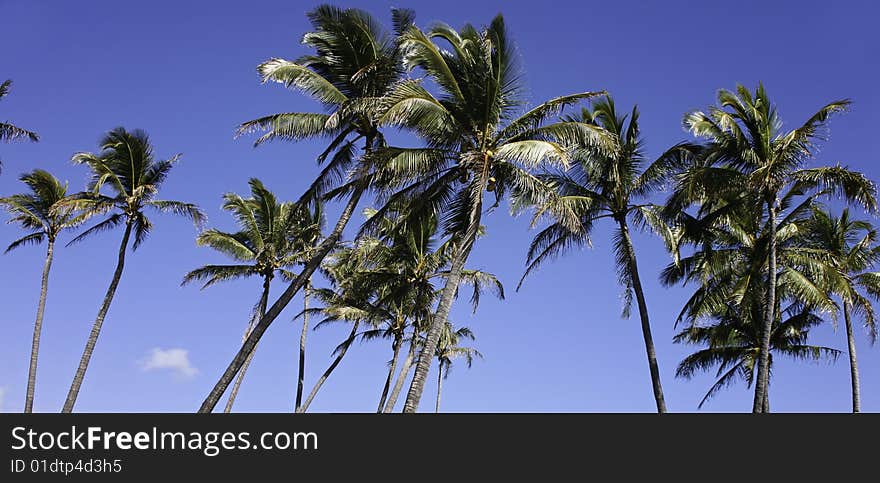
top-left (201, 5), bottom-right (414, 412)
top-left (800, 207), bottom-right (880, 412)
top-left (295, 239), bottom-right (384, 413)
top-left (357, 209), bottom-right (500, 412)
top-left (516, 96), bottom-right (691, 412)
top-left (295, 201), bottom-right (324, 411)
top-left (295, 209), bottom-right (501, 413)
top-left (372, 15), bottom-right (610, 412)
top-left (183, 178), bottom-right (320, 412)
top-left (0, 79), bottom-right (39, 173)
top-left (61, 128), bottom-right (205, 413)
top-left (675, 83), bottom-right (876, 412)
top-left (434, 322), bottom-right (481, 413)
top-left (0, 170), bottom-right (83, 412)
top-left (675, 301), bottom-right (839, 410)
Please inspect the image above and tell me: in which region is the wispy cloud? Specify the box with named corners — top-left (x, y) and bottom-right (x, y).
top-left (140, 348), bottom-right (198, 379)
top-left (0, 386), bottom-right (7, 412)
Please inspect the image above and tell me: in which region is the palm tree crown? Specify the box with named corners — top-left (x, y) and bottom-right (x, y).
top-left (238, 5), bottom-right (415, 203)
top-left (675, 300), bottom-right (839, 409)
top-left (70, 127), bottom-right (205, 245)
top-left (517, 96), bottom-right (683, 307)
top-left (802, 207), bottom-right (880, 340)
top-left (1, 169), bottom-right (81, 251)
top-left (184, 178), bottom-right (322, 288)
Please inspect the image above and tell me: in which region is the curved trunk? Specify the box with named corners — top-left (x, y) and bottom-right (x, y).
top-left (24, 239), bottom-right (55, 413)
top-left (296, 321), bottom-right (360, 413)
top-left (435, 360), bottom-right (443, 413)
top-left (224, 274), bottom-right (271, 413)
top-left (843, 302), bottom-right (861, 413)
top-left (62, 220), bottom-right (133, 413)
top-left (295, 278), bottom-right (311, 411)
top-left (383, 337), bottom-right (417, 413)
top-left (403, 198), bottom-right (482, 413)
top-left (763, 387), bottom-right (770, 413)
top-left (619, 220), bottom-right (667, 413)
top-left (377, 332), bottom-right (403, 412)
top-left (753, 201), bottom-right (777, 414)
top-left (199, 185), bottom-right (364, 412)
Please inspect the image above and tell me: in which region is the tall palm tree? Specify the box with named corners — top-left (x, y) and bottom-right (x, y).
top-left (675, 300), bottom-right (839, 410)
top-left (295, 239), bottom-right (382, 413)
top-left (662, 184), bottom-right (848, 411)
top-left (183, 178), bottom-right (320, 412)
top-left (372, 15), bottom-right (609, 412)
top-left (434, 322), bottom-right (481, 413)
top-left (296, 209), bottom-right (501, 413)
top-left (516, 96), bottom-right (690, 412)
top-left (296, 203), bottom-right (324, 411)
top-left (0, 79), bottom-right (39, 173)
top-left (801, 207), bottom-right (880, 412)
top-left (358, 209), bottom-right (500, 412)
top-left (0, 170), bottom-right (82, 412)
top-left (200, 5), bottom-right (414, 412)
top-left (61, 127), bottom-right (204, 413)
top-left (675, 83), bottom-right (876, 412)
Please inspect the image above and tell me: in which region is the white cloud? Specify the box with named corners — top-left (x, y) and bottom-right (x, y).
top-left (0, 386), bottom-right (6, 412)
top-left (140, 348), bottom-right (198, 379)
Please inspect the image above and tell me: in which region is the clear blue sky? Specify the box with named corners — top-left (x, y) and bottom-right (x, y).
top-left (1, 0), bottom-right (878, 412)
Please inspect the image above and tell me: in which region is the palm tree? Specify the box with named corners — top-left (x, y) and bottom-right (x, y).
top-left (675, 300), bottom-right (839, 410)
top-left (201, 5), bottom-right (414, 412)
top-left (183, 178), bottom-right (320, 412)
top-left (434, 322), bottom-right (481, 413)
top-left (296, 204), bottom-right (324, 411)
top-left (361, 210), bottom-right (444, 412)
top-left (372, 14), bottom-right (609, 412)
top-left (295, 209), bottom-right (501, 413)
top-left (516, 96), bottom-right (691, 412)
top-left (61, 127), bottom-right (204, 413)
top-left (801, 207), bottom-right (880, 412)
top-left (358, 209), bottom-right (500, 412)
top-left (675, 83), bottom-right (876, 412)
top-left (662, 184), bottom-right (849, 411)
top-left (295, 239), bottom-right (382, 413)
top-left (0, 170), bottom-right (83, 412)
top-left (0, 79), bottom-right (39, 173)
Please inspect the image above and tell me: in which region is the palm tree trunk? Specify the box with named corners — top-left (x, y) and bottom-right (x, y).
top-left (843, 302), bottom-right (861, 413)
top-left (383, 337), bottom-right (417, 413)
top-left (619, 219), bottom-right (667, 413)
top-left (763, 387), bottom-right (770, 413)
top-left (435, 361), bottom-right (443, 413)
top-left (403, 198), bottom-right (482, 413)
top-left (24, 239), bottom-right (55, 413)
top-left (753, 200), bottom-right (777, 414)
top-left (62, 220), bottom-right (133, 413)
top-left (296, 321), bottom-right (360, 413)
top-left (377, 333), bottom-right (403, 412)
top-left (295, 278), bottom-right (311, 411)
top-left (199, 185), bottom-right (364, 413)
top-left (223, 275), bottom-right (271, 413)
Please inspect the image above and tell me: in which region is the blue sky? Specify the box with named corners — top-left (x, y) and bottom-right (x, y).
top-left (0, 0), bottom-right (877, 413)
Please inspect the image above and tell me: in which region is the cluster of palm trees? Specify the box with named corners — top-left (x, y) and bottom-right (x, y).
top-left (2, 5), bottom-right (877, 413)
top-left (1, 128), bottom-right (205, 413)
